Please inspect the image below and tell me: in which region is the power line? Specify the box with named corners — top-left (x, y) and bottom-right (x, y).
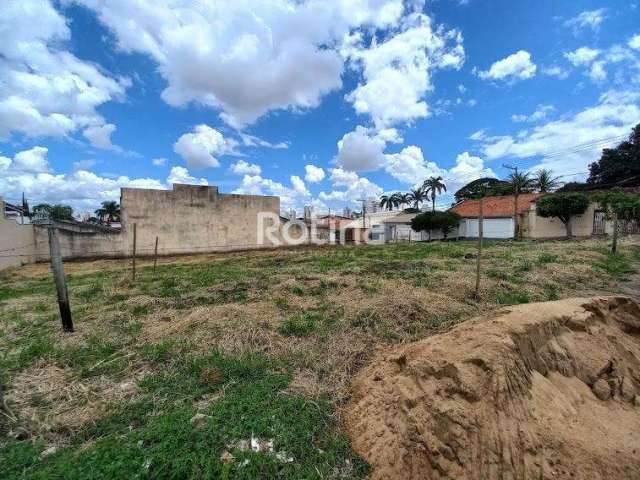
top-left (537, 134), bottom-right (627, 159)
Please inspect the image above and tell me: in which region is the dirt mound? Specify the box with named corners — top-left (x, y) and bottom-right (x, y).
top-left (346, 296), bottom-right (640, 480)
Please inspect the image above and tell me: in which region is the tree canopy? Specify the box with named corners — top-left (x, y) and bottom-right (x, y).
top-left (588, 123), bottom-right (640, 186)
top-left (534, 169), bottom-right (561, 192)
top-left (32, 203), bottom-right (74, 221)
top-left (593, 189), bottom-right (640, 222)
top-left (95, 201), bottom-right (121, 224)
top-left (453, 177), bottom-right (510, 202)
top-left (411, 211), bottom-right (461, 238)
top-left (422, 176), bottom-right (447, 211)
top-left (536, 193), bottom-right (589, 238)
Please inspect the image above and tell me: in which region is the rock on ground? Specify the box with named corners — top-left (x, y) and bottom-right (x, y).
top-left (346, 296), bottom-right (640, 480)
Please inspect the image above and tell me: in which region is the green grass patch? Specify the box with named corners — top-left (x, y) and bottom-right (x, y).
top-left (495, 289), bottom-right (531, 305)
top-left (593, 250), bottom-right (635, 277)
top-left (1, 351), bottom-right (368, 480)
top-left (54, 335), bottom-right (126, 378)
top-left (536, 252), bottom-right (559, 265)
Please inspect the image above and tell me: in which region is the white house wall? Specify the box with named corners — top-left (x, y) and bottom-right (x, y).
top-left (463, 218), bottom-right (513, 239)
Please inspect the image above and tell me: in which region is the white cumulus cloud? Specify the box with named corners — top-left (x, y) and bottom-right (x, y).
top-left (72, 0), bottom-right (406, 128)
top-left (0, 0), bottom-right (128, 143)
top-left (334, 126), bottom-right (387, 172)
top-left (478, 50), bottom-right (536, 82)
top-left (383, 146), bottom-right (443, 185)
top-left (344, 12), bottom-right (465, 127)
top-left (83, 123), bottom-right (120, 151)
top-left (173, 125), bottom-right (236, 169)
top-left (233, 174), bottom-right (311, 211)
top-left (477, 90), bottom-right (640, 173)
top-left (0, 146), bottom-right (189, 213)
top-left (230, 160), bottom-right (261, 175)
top-left (304, 164), bottom-right (325, 183)
top-left (564, 47), bottom-right (600, 66)
top-left (319, 168), bottom-right (383, 204)
top-left (167, 166), bottom-right (208, 186)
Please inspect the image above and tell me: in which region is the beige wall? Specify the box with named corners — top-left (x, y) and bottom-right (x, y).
top-left (119, 184), bottom-right (281, 256)
top-left (522, 202), bottom-right (604, 239)
top-left (1, 185), bottom-right (287, 271)
top-left (32, 227), bottom-right (124, 260)
top-left (0, 206), bottom-right (38, 271)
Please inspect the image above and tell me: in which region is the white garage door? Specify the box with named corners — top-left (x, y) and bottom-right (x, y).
top-left (464, 218), bottom-right (513, 238)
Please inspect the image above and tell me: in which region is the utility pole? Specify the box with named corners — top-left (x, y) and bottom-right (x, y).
top-left (131, 223), bottom-right (137, 281)
top-left (474, 196), bottom-right (484, 298)
top-left (503, 164), bottom-right (520, 240)
top-left (357, 199), bottom-right (367, 228)
top-left (153, 236), bottom-right (159, 273)
top-left (48, 227), bottom-right (73, 332)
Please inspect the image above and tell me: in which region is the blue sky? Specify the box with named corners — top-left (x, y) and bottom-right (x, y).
top-left (1, 0), bottom-right (639, 215)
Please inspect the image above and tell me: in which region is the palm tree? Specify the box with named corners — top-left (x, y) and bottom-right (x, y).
top-left (407, 187), bottom-right (426, 209)
top-left (422, 176), bottom-right (447, 212)
top-left (399, 192), bottom-right (412, 210)
top-left (391, 192), bottom-right (405, 209)
top-left (508, 171), bottom-right (536, 194)
top-left (534, 169), bottom-right (560, 192)
top-left (95, 200), bottom-right (121, 224)
top-left (379, 194), bottom-right (399, 211)
top-left (508, 171), bottom-right (536, 239)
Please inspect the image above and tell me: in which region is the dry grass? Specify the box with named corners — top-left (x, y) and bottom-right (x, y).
top-left (1, 237), bottom-right (639, 451)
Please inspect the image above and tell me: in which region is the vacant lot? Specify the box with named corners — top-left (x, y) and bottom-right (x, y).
top-left (1, 238), bottom-right (639, 479)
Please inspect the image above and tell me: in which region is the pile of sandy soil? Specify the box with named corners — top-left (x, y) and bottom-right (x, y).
top-left (346, 296), bottom-right (640, 480)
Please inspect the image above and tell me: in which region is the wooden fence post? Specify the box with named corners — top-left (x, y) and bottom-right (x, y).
top-left (474, 197), bottom-right (484, 298)
top-left (132, 223), bottom-right (137, 281)
top-left (153, 236), bottom-right (159, 273)
top-left (612, 213), bottom-right (619, 254)
top-left (48, 227), bottom-right (73, 332)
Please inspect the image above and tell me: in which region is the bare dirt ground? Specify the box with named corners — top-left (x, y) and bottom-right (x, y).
top-left (346, 296), bottom-right (640, 480)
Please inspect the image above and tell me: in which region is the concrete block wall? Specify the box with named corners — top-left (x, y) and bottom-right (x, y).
top-left (119, 184), bottom-right (282, 256)
top-left (0, 185), bottom-right (286, 271)
top-left (0, 207), bottom-right (38, 271)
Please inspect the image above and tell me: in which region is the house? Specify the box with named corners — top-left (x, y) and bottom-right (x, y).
top-left (341, 210), bottom-right (402, 243)
top-left (450, 192), bottom-right (639, 239)
top-left (450, 193), bottom-right (542, 239)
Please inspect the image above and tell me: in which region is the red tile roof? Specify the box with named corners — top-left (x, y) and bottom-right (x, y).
top-left (449, 193), bottom-right (543, 218)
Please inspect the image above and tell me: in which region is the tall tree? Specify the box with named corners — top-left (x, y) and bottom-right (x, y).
top-left (593, 189), bottom-right (640, 253)
top-left (422, 176), bottom-right (447, 212)
top-left (536, 193), bottom-right (590, 238)
top-left (453, 177), bottom-right (510, 203)
top-left (399, 192), bottom-right (412, 210)
top-left (95, 201), bottom-right (121, 224)
top-left (534, 169), bottom-right (560, 192)
top-left (410, 211), bottom-right (461, 240)
top-left (407, 187), bottom-right (427, 209)
top-left (588, 123), bottom-right (640, 185)
top-left (379, 194), bottom-right (399, 211)
top-left (32, 203), bottom-right (74, 221)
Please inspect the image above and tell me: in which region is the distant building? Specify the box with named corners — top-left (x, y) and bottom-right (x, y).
top-left (303, 205), bottom-right (313, 221)
top-left (343, 207), bottom-right (354, 218)
top-left (364, 198), bottom-right (380, 214)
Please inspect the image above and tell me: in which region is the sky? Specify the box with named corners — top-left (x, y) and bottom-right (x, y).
top-left (1, 0), bottom-right (639, 215)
